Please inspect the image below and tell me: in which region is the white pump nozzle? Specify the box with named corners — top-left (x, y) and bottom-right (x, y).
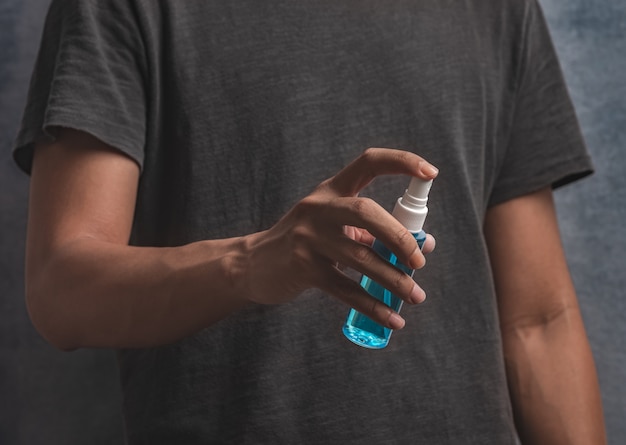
top-left (392, 177), bottom-right (433, 232)
top-left (404, 177), bottom-right (433, 207)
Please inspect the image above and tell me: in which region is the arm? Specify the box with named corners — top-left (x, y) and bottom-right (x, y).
top-left (26, 128), bottom-right (437, 350)
top-left (484, 187), bottom-right (606, 444)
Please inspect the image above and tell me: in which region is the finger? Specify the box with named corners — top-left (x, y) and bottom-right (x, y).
top-left (343, 226), bottom-right (376, 246)
top-left (323, 196), bottom-right (426, 269)
top-left (318, 267), bottom-right (406, 330)
top-left (322, 236), bottom-right (425, 304)
top-left (328, 148), bottom-right (438, 197)
top-left (422, 234), bottom-right (436, 255)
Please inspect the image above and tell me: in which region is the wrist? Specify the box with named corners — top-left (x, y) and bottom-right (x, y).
top-left (221, 233), bottom-right (259, 306)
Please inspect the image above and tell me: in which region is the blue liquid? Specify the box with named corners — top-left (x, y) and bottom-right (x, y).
top-left (343, 231), bottom-right (426, 349)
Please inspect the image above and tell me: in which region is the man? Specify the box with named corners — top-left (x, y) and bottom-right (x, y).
top-left (15, 0), bottom-right (605, 443)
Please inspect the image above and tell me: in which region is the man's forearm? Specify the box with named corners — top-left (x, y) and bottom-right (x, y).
top-left (27, 133), bottom-right (439, 351)
top-left (484, 188), bottom-right (606, 444)
top-left (502, 306), bottom-right (606, 445)
top-left (27, 236), bottom-right (250, 350)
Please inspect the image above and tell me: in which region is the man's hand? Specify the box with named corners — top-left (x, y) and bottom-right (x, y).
top-left (237, 148), bottom-right (438, 330)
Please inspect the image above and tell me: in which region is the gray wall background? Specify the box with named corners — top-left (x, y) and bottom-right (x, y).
top-left (1, 0), bottom-right (624, 443)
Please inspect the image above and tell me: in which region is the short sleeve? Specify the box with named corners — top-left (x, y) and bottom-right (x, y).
top-left (489, 0), bottom-right (593, 207)
top-left (13, 0), bottom-right (147, 174)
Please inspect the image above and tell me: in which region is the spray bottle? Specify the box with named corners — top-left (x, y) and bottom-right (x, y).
top-left (342, 177), bottom-right (433, 349)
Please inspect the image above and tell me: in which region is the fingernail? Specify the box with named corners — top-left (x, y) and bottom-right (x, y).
top-left (421, 164), bottom-right (439, 177)
top-left (409, 284), bottom-right (426, 304)
top-left (389, 313), bottom-right (405, 330)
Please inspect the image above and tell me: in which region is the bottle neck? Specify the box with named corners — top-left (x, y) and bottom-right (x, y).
top-left (391, 197), bottom-right (428, 233)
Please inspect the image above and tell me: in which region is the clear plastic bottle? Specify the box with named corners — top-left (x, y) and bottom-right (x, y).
top-left (343, 177), bottom-right (433, 349)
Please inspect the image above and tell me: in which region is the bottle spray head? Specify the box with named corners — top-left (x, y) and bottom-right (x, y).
top-left (403, 177), bottom-right (433, 208)
top-left (392, 177), bottom-right (433, 232)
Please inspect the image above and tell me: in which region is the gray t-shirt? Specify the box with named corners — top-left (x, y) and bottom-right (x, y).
top-left (15, 0), bottom-right (592, 443)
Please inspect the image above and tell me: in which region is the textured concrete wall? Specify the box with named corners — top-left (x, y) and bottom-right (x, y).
top-left (1, 1), bottom-right (624, 443)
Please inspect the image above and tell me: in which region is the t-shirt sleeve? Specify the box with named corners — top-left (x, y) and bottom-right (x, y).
top-left (13, 0), bottom-right (147, 174)
top-left (489, 0), bottom-right (593, 207)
